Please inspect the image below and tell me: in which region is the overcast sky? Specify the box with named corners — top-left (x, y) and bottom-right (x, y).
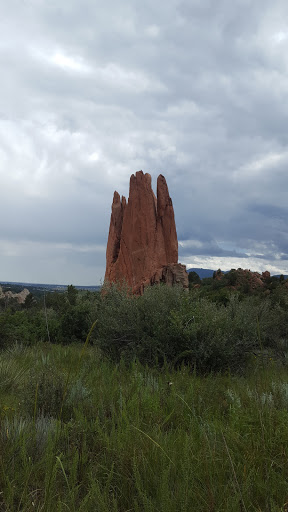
top-left (1, 0), bottom-right (288, 285)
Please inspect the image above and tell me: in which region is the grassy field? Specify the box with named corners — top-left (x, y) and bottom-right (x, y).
top-left (0, 342), bottom-right (288, 511)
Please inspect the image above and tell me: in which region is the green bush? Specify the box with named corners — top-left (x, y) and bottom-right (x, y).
top-left (60, 303), bottom-right (92, 343)
top-left (0, 282), bottom-right (286, 374)
top-left (0, 310), bottom-right (45, 348)
top-left (95, 285), bottom-right (283, 372)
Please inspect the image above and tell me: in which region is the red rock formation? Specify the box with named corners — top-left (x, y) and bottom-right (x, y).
top-left (105, 171), bottom-right (188, 294)
top-left (209, 268), bottom-right (274, 292)
top-left (214, 269), bottom-right (224, 281)
top-left (151, 263), bottom-right (188, 289)
top-left (262, 271), bottom-right (271, 280)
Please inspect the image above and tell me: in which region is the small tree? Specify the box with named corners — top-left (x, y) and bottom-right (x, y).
top-left (67, 285), bottom-right (78, 306)
top-left (188, 271), bottom-right (201, 289)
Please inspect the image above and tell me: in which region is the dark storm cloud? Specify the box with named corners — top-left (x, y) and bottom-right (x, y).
top-left (248, 204), bottom-right (288, 222)
top-left (0, 0), bottom-right (287, 283)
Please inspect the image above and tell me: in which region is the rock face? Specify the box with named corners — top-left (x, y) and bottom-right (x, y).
top-left (105, 171), bottom-right (188, 294)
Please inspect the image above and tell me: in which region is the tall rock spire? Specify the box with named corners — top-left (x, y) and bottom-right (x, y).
top-left (105, 171), bottom-right (188, 294)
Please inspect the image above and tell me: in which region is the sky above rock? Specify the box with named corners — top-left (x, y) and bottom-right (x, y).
top-left (1, 0), bottom-right (288, 284)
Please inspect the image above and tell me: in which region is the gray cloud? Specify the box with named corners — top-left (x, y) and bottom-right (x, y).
top-left (0, 0), bottom-right (287, 284)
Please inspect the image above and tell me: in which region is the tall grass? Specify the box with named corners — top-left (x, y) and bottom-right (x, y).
top-left (0, 343), bottom-right (288, 511)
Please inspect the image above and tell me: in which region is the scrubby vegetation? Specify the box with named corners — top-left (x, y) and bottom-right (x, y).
top-left (1, 276), bottom-right (287, 372)
top-left (1, 343), bottom-right (288, 511)
top-left (0, 274), bottom-right (288, 510)
top-left (96, 283), bottom-right (288, 371)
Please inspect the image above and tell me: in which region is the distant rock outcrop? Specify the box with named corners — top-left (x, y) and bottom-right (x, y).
top-left (105, 171), bottom-right (188, 294)
top-left (210, 268), bottom-right (274, 292)
top-left (0, 286), bottom-right (30, 304)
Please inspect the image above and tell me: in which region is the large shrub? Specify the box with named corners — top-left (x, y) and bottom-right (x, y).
top-left (95, 285), bottom-right (282, 372)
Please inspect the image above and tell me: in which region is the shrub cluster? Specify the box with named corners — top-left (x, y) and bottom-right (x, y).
top-left (0, 282), bottom-right (287, 373)
top-left (0, 286), bottom-right (100, 349)
top-left (95, 284), bottom-right (288, 372)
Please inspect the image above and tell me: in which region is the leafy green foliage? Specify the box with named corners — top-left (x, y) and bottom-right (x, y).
top-left (0, 275), bottom-right (287, 510)
top-left (0, 278), bottom-right (287, 374)
top-left (0, 286), bottom-right (100, 347)
top-left (96, 284), bottom-right (288, 372)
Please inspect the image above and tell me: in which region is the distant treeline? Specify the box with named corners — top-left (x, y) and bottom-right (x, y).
top-left (0, 282), bottom-right (100, 298)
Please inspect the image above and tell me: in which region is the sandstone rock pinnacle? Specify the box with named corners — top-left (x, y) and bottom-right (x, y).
top-left (105, 171), bottom-right (188, 294)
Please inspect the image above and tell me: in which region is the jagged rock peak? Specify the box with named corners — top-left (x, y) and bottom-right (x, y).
top-left (104, 171), bottom-right (188, 294)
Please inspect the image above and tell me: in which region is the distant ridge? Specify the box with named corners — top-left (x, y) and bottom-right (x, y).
top-left (186, 268), bottom-right (215, 279)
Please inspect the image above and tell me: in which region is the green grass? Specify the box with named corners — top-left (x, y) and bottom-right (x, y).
top-left (0, 342), bottom-right (288, 511)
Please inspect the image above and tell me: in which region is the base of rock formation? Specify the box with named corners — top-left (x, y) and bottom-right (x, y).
top-left (130, 263), bottom-right (188, 295)
top-left (151, 263), bottom-right (188, 289)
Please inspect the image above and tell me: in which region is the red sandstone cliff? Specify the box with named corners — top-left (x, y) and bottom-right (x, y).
top-left (105, 171), bottom-right (188, 294)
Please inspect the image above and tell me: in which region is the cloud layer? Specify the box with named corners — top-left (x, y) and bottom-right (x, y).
top-left (0, 0), bottom-right (287, 284)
